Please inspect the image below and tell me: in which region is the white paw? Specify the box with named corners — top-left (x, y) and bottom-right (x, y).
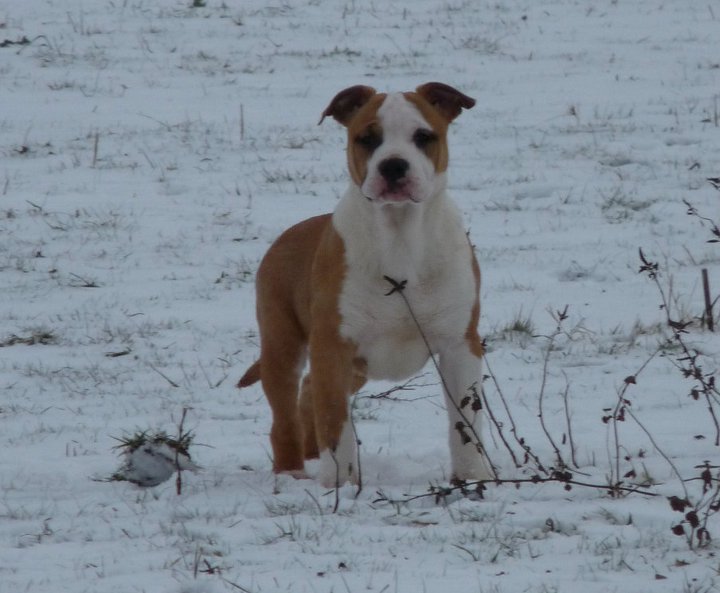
top-left (317, 449), bottom-right (358, 488)
top-left (279, 468), bottom-right (309, 480)
top-left (316, 420), bottom-right (358, 488)
top-left (452, 451), bottom-right (493, 482)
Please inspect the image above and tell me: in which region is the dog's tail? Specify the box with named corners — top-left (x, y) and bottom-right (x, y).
top-left (237, 361), bottom-right (261, 388)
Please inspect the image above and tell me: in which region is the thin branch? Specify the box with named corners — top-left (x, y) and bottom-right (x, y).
top-left (478, 372), bottom-right (521, 468)
top-left (561, 372), bottom-right (579, 468)
top-left (362, 373), bottom-right (435, 401)
top-left (383, 275), bottom-right (498, 479)
top-left (374, 475), bottom-right (658, 507)
top-left (148, 363), bottom-right (180, 388)
top-left (350, 409), bottom-right (363, 499)
top-left (537, 307), bottom-right (569, 469)
top-left (483, 356), bottom-right (546, 473)
top-left (623, 405), bottom-right (688, 499)
top-left (175, 407), bottom-right (190, 495)
top-left (606, 344), bottom-right (663, 494)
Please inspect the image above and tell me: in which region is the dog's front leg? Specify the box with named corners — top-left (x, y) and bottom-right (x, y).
top-left (439, 343), bottom-right (493, 482)
top-left (309, 330), bottom-right (359, 488)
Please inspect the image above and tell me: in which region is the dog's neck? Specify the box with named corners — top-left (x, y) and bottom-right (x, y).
top-left (334, 180), bottom-right (452, 286)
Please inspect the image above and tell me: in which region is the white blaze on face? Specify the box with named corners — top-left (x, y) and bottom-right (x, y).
top-left (360, 93), bottom-right (442, 204)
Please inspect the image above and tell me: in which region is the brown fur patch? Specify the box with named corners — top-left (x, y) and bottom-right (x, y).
top-left (344, 93), bottom-right (387, 186)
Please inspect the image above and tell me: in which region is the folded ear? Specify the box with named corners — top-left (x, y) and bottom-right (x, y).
top-left (319, 85), bottom-right (377, 126)
top-left (415, 82), bottom-right (475, 122)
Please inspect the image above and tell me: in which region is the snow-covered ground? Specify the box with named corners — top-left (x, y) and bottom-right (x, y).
top-left (1, 1), bottom-right (719, 591)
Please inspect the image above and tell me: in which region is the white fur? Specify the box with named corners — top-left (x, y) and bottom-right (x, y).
top-left (360, 93), bottom-right (444, 204)
top-left (317, 418), bottom-right (358, 488)
top-left (440, 344), bottom-right (493, 480)
top-left (330, 92), bottom-right (489, 483)
top-left (334, 188), bottom-right (476, 379)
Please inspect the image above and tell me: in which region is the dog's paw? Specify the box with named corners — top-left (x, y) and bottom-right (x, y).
top-left (317, 448), bottom-right (358, 488)
top-left (452, 455), bottom-right (493, 483)
top-left (279, 468), bottom-right (309, 480)
top-left (316, 419), bottom-right (358, 488)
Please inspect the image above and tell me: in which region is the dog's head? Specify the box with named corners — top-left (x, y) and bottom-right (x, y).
top-left (320, 83), bottom-right (475, 204)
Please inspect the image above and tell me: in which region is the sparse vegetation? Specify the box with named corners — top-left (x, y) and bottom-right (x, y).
top-left (1, 1), bottom-right (719, 592)
top-left (0, 329), bottom-right (56, 347)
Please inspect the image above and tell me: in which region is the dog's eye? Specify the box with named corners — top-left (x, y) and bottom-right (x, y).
top-left (355, 131), bottom-right (382, 151)
top-left (413, 129), bottom-right (437, 149)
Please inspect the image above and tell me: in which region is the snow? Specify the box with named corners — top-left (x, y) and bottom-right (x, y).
top-left (1, 0), bottom-right (719, 592)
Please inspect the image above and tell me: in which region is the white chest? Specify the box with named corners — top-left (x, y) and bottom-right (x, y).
top-left (332, 192), bottom-right (478, 381)
top-left (338, 270), bottom-right (475, 380)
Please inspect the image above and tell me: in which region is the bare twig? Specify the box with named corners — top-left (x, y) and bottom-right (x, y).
top-left (483, 356), bottom-right (545, 472)
top-left (603, 344), bottom-right (663, 496)
top-left (383, 275), bottom-right (498, 478)
top-left (362, 373), bottom-right (434, 401)
top-left (240, 103), bottom-right (245, 142)
top-left (683, 197), bottom-right (720, 243)
top-left (638, 248), bottom-right (720, 547)
top-left (175, 407), bottom-right (190, 495)
top-left (478, 368), bottom-right (521, 468)
top-left (669, 462), bottom-right (720, 549)
top-left (639, 250), bottom-right (720, 445)
top-left (702, 268), bottom-right (714, 332)
top-left (624, 405), bottom-right (688, 499)
top-left (373, 475), bottom-right (658, 507)
top-left (148, 363), bottom-right (180, 388)
top-left (561, 372), bottom-right (579, 468)
top-left (92, 129), bottom-right (99, 168)
top-left (537, 306), bottom-right (570, 469)
top-left (350, 410), bottom-right (363, 499)
top-left (69, 272), bottom-right (99, 288)
top-left (218, 575), bottom-right (255, 593)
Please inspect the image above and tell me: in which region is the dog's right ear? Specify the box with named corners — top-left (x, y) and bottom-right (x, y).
top-left (319, 85), bottom-right (376, 126)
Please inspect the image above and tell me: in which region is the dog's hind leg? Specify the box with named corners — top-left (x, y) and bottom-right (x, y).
top-left (298, 375), bottom-right (318, 460)
top-left (299, 368), bottom-right (366, 465)
top-left (258, 318), bottom-right (307, 476)
top-left (309, 332), bottom-right (360, 488)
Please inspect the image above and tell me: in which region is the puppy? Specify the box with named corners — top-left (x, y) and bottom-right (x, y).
top-left (239, 83), bottom-right (491, 487)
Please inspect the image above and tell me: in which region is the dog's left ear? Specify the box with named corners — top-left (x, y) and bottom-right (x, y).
top-left (415, 82), bottom-right (475, 122)
top-left (319, 85), bottom-right (377, 126)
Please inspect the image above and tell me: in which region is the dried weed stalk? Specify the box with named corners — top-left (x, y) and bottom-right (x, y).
top-left (373, 249), bottom-right (719, 551)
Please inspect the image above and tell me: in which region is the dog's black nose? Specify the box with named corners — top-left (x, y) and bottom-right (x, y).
top-left (378, 158), bottom-right (409, 186)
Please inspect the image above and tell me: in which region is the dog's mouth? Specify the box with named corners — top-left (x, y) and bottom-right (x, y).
top-left (364, 180), bottom-right (420, 204)
top-left (376, 188), bottom-right (419, 203)
top-left (365, 192), bottom-right (419, 204)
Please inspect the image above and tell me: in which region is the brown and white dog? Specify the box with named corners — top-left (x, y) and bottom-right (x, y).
top-left (239, 82), bottom-right (491, 487)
